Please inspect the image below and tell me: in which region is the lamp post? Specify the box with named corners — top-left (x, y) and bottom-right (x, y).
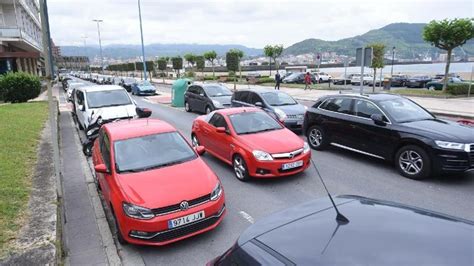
top-left (81, 35), bottom-right (89, 72)
top-left (138, 0), bottom-right (147, 80)
top-left (389, 46), bottom-right (395, 89)
top-left (92, 19), bottom-right (104, 73)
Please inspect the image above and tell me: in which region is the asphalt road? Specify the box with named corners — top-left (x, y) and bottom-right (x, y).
top-left (66, 79), bottom-right (474, 265)
top-left (126, 91), bottom-right (474, 265)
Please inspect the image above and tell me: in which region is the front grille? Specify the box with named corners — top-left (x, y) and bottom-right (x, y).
top-left (151, 194), bottom-right (211, 215)
top-left (272, 148), bottom-right (303, 159)
top-left (148, 208), bottom-right (224, 242)
top-left (286, 114), bottom-right (304, 120)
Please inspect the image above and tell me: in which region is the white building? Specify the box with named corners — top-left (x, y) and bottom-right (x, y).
top-left (0, 0), bottom-right (42, 75)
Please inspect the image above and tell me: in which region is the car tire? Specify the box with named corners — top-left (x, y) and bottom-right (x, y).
top-left (307, 125), bottom-right (328, 150)
top-left (185, 101), bottom-right (192, 112)
top-left (395, 145), bottom-right (431, 180)
top-left (111, 207), bottom-right (128, 245)
top-left (191, 134), bottom-right (203, 153)
top-left (233, 154), bottom-right (250, 182)
top-left (78, 122), bottom-right (84, 130)
top-left (205, 106), bottom-right (213, 114)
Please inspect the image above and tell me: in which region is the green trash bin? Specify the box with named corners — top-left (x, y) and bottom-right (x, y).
top-left (171, 78), bottom-right (192, 107)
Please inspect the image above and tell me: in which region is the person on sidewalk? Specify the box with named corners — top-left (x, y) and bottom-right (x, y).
top-left (304, 72), bottom-right (312, 90)
top-left (275, 72), bottom-right (281, 90)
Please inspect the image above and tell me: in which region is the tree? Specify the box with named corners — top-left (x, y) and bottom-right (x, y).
top-left (368, 43), bottom-right (385, 92)
top-left (171, 56), bottom-right (183, 78)
top-left (204, 50), bottom-right (217, 78)
top-left (145, 61), bottom-right (154, 81)
top-left (226, 50), bottom-right (240, 90)
top-left (423, 18), bottom-right (474, 91)
top-left (195, 55), bottom-right (205, 79)
top-left (264, 44), bottom-right (284, 76)
top-left (157, 58), bottom-right (168, 83)
top-left (184, 53), bottom-right (196, 69)
top-left (229, 49), bottom-right (244, 81)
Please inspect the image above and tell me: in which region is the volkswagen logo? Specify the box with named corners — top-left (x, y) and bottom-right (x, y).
top-left (288, 153), bottom-right (294, 159)
top-left (180, 201), bottom-right (189, 211)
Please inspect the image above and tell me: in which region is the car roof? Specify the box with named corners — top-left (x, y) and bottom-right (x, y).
top-left (215, 107), bottom-right (261, 116)
top-left (320, 93), bottom-right (403, 102)
top-left (77, 85), bottom-right (126, 92)
top-left (237, 87), bottom-right (277, 94)
top-left (104, 119), bottom-right (176, 141)
top-left (238, 195), bottom-right (473, 265)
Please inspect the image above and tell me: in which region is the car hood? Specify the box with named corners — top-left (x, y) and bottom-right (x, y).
top-left (116, 158), bottom-right (218, 209)
top-left (239, 195), bottom-right (473, 265)
top-left (89, 104), bottom-right (137, 122)
top-left (237, 128), bottom-right (304, 153)
top-left (401, 119), bottom-right (474, 143)
top-left (210, 96), bottom-right (232, 106)
top-left (272, 104), bottom-right (306, 116)
top-left (138, 85), bottom-right (156, 91)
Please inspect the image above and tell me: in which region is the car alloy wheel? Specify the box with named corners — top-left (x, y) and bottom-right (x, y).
top-left (233, 155), bottom-right (250, 181)
top-left (396, 145), bottom-right (430, 180)
top-left (185, 101), bottom-right (191, 112)
top-left (205, 106), bottom-right (212, 114)
top-left (191, 134), bottom-right (200, 147)
top-left (307, 125), bottom-right (327, 150)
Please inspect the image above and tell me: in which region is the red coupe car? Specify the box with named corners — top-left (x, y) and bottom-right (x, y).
top-left (191, 107), bottom-right (311, 181)
top-left (92, 119), bottom-right (226, 246)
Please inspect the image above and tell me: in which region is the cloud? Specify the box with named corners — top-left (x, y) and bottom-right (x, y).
top-left (47, 0), bottom-right (473, 48)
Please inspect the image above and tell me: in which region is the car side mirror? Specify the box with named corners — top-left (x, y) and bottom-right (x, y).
top-left (194, 146), bottom-right (205, 155)
top-left (78, 104), bottom-right (85, 111)
top-left (216, 127), bottom-right (226, 133)
top-left (94, 164), bottom-right (109, 174)
top-left (136, 107), bottom-right (152, 118)
top-left (371, 114), bottom-right (386, 126)
top-left (255, 102), bottom-right (264, 108)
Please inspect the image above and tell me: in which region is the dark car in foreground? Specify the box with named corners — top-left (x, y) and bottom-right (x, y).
top-left (185, 83), bottom-right (233, 114)
top-left (303, 94), bottom-right (474, 179)
top-left (231, 88), bottom-right (307, 130)
top-left (210, 195), bottom-right (474, 265)
top-left (406, 75), bottom-right (432, 88)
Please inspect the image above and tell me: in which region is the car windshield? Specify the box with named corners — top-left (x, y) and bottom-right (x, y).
top-left (378, 98), bottom-right (434, 123)
top-left (86, 90), bottom-right (132, 108)
top-left (204, 85), bottom-right (232, 97)
top-left (229, 111), bottom-right (283, 135)
top-left (114, 132), bottom-right (197, 173)
top-left (261, 91), bottom-right (297, 106)
top-left (140, 81), bottom-right (152, 86)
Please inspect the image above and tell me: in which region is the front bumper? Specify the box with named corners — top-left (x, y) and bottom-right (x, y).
top-left (247, 151), bottom-right (311, 178)
top-left (118, 196), bottom-right (226, 246)
top-left (283, 119), bottom-right (304, 130)
top-left (431, 146), bottom-right (474, 173)
top-left (137, 90), bottom-right (156, 95)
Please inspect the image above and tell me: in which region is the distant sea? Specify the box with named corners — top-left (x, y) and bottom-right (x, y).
top-left (322, 62), bottom-right (474, 74)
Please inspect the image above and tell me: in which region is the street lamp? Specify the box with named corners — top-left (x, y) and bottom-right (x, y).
top-left (92, 19), bottom-right (104, 73)
top-left (81, 35), bottom-right (89, 72)
top-left (137, 0), bottom-right (148, 80)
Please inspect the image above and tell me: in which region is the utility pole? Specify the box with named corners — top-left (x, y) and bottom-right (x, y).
top-left (81, 35), bottom-right (89, 73)
top-left (92, 19), bottom-right (104, 73)
top-left (39, 0), bottom-right (61, 197)
top-left (137, 0), bottom-right (147, 80)
top-left (390, 46), bottom-right (395, 89)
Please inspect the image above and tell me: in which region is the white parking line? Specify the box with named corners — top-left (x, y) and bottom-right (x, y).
top-left (239, 211), bottom-right (255, 224)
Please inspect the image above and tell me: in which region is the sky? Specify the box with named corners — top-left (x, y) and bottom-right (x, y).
top-left (48, 0), bottom-right (473, 48)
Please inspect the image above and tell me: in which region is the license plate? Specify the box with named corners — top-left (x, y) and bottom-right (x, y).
top-left (282, 160), bottom-right (303, 170)
top-left (168, 211), bottom-right (205, 229)
top-left (297, 120), bottom-right (303, 125)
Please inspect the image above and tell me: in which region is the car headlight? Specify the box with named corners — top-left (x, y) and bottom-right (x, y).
top-left (212, 100), bottom-right (223, 108)
top-left (86, 129), bottom-right (95, 136)
top-left (274, 108), bottom-right (287, 121)
top-left (303, 142), bottom-right (310, 153)
top-left (435, 141), bottom-right (466, 151)
top-left (210, 182), bottom-right (223, 201)
top-left (252, 150), bottom-right (273, 161)
top-left (122, 202), bottom-right (154, 220)
top-left (304, 105), bottom-right (308, 111)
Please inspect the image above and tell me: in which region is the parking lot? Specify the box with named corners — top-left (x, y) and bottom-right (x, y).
top-left (60, 78), bottom-right (474, 265)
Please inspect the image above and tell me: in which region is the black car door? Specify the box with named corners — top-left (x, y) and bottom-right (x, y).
top-left (318, 97), bottom-right (355, 146)
top-left (185, 85), bottom-right (198, 109)
top-left (350, 99), bottom-right (396, 159)
top-left (194, 86), bottom-right (207, 112)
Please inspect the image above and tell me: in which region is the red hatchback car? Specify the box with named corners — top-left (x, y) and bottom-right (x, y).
top-left (92, 119), bottom-right (226, 246)
top-left (191, 108), bottom-right (311, 181)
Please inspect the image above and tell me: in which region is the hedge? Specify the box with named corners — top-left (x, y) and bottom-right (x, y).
top-left (446, 83), bottom-right (472, 95)
top-left (0, 72), bottom-right (41, 103)
top-left (256, 77), bottom-right (275, 84)
top-left (203, 75), bottom-right (218, 81)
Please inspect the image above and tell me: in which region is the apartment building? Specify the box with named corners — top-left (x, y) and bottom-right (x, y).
top-left (0, 0), bottom-right (42, 75)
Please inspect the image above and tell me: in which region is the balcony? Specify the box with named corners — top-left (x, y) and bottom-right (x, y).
top-left (0, 27), bottom-right (42, 52)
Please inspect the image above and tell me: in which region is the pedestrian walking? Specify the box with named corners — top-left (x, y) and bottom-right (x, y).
top-left (304, 72), bottom-right (312, 90)
top-left (275, 72), bottom-right (281, 90)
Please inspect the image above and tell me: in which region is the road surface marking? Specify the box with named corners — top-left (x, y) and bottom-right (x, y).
top-left (239, 211), bottom-right (255, 224)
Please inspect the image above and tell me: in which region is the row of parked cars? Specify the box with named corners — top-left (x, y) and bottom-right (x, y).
top-left (61, 75), bottom-right (473, 264)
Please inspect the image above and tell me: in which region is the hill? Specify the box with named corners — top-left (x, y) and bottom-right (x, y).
top-left (284, 23), bottom-right (474, 58)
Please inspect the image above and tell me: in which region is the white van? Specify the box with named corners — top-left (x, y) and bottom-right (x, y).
top-left (73, 85), bottom-right (137, 130)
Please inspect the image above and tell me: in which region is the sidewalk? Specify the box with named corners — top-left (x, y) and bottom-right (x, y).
top-left (58, 85), bottom-right (120, 265)
top-left (152, 79), bottom-right (474, 119)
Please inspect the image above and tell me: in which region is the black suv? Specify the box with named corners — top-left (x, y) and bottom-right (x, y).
top-left (184, 83), bottom-right (233, 114)
top-left (303, 94), bottom-right (474, 179)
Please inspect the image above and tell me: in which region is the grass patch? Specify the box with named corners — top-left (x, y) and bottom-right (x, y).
top-left (391, 89), bottom-right (453, 97)
top-left (0, 102), bottom-right (48, 254)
